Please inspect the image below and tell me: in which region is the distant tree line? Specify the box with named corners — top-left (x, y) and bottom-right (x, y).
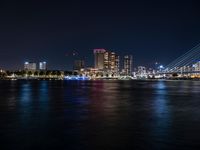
top-left (0, 70), bottom-right (79, 78)
top-left (0, 71), bottom-right (7, 79)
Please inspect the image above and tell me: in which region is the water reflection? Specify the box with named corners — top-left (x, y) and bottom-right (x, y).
top-left (38, 81), bottom-right (49, 111)
top-left (19, 82), bottom-right (33, 120)
top-left (150, 81), bottom-right (172, 149)
top-left (153, 81), bottom-right (171, 119)
top-left (20, 82), bottom-right (32, 104)
top-left (5, 81), bottom-right (18, 110)
top-left (1, 80), bottom-right (200, 149)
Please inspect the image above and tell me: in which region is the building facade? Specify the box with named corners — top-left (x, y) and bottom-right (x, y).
top-left (24, 62), bottom-right (37, 71)
top-left (94, 49), bottom-right (120, 76)
top-left (39, 62), bottom-right (47, 70)
top-left (94, 49), bottom-right (106, 70)
top-left (123, 55), bottom-right (133, 76)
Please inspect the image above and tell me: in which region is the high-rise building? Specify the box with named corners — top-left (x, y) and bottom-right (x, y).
top-left (73, 60), bottom-right (85, 71)
top-left (109, 52), bottom-right (119, 75)
top-left (123, 55), bottom-right (133, 76)
top-left (94, 49), bottom-right (120, 75)
top-left (39, 62), bottom-right (47, 70)
top-left (94, 49), bottom-right (106, 70)
top-left (24, 62), bottom-right (37, 71)
top-left (103, 51), bottom-right (110, 71)
top-left (115, 54), bottom-right (120, 74)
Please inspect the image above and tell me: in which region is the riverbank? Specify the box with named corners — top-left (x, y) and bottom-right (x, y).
top-left (1, 77), bottom-right (200, 81)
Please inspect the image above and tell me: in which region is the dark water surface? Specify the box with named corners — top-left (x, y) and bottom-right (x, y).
top-left (1, 80), bottom-right (200, 150)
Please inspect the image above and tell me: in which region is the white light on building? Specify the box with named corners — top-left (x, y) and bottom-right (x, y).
top-left (24, 62), bottom-right (37, 71)
top-left (39, 62), bottom-right (47, 70)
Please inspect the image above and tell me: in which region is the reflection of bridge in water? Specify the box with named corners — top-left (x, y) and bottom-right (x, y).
top-left (160, 43), bottom-right (200, 75)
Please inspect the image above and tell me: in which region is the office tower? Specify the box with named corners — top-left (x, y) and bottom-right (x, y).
top-left (94, 49), bottom-right (120, 75)
top-left (39, 62), bottom-right (47, 70)
top-left (24, 62), bottom-right (37, 71)
top-left (109, 52), bottom-right (119, 74)
top-left (94, 49), bottom-right (106, 70)
top-left (115, 54), bottom-right (120, 74)
top-left (103, 51), bottom-right (110, 71)
top-left (104, 51), bottom-right (115, 73)
top-left (110, 52), bottom-right (116, 71)
top-left (73, 60), bottom-right (85, 71)
top-left (123, 55), bottom-right (133, 76)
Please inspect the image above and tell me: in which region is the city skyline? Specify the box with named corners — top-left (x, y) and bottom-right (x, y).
top-left (1, 1), bottom-right (200, 150)
top-left (0, 0), bottom-right (200, 70)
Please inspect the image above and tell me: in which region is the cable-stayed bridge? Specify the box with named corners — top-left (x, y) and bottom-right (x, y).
top-left (162, 43), bottom-right (200, 74)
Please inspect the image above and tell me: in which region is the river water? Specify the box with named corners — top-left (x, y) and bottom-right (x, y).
top-left (0, 80), bottom-right (200, 150)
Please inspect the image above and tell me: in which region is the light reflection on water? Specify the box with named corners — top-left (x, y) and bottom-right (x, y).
top-left (1, 80), bottom-right (200, 149)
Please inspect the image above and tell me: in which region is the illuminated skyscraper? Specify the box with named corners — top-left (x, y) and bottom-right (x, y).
top-left (94, 49), bottom-right (120, 75)
top-left (123, 55), bottom-right (133, 76)
top-left (94, 49), bottom-right (106, 70)
top-left (24, 62), bottom-right (37, 71)
top-left (103, 51), bottom-right (110, 71)
top-left (108, 52), bottom-right (120, 75)
top-left (115, 54), bottom-right (120, 74)
top-left (39, 62), bottom-right (47, 70)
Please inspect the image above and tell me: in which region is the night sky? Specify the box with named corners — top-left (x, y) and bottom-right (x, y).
top-left (0, 0), bottom-right (200, 70)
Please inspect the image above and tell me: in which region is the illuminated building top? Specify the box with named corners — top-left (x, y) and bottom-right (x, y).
top-left (93, 49), bottom-right (106, 53)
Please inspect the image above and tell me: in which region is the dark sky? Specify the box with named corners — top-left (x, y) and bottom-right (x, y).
top-left (0, 0), bottom-right (200, 70)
